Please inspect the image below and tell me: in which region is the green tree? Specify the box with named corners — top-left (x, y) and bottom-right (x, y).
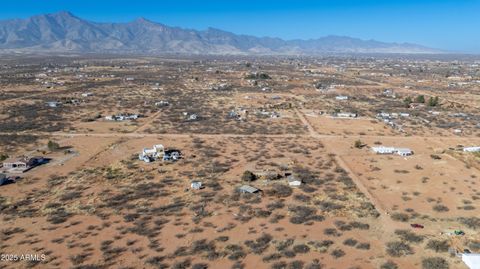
top-left (47, 140), bottom-right (60, 151)
top-left (428, 96), bottom-right (439, 107)
top-left (354, 140), bottom-right (364, 149)
top-left (415, 95), bottom-right (425, 103)
top-left (403, 96), bottom-right (413, 107)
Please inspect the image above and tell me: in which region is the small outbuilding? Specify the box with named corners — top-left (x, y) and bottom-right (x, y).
top-left (238, 185), bottom-right (260, 194)
top-left (190, 181), bottom-right (202, 190)
top-left (287, 175), bottom-right (302, 187)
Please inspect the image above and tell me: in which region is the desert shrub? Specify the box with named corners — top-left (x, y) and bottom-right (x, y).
top-left (380, 261), bottom-right (398, 269)
top-left (390, 212), bottom-right (409, 222)
top-left (244, 233), bottom-right (272, 254)
top-left (458, 217), bottom-right (480, 229)
top-left (271, 261), bottom-right (287, 269)
top-left (394, 229), bottom-right (424, 243)
top-left (350, 221), bottom-right (370, 230)
top-left (305, 259), bottom-right (322, 269)
top-left (421, 257), bottom-right (448, 269)
top-left (323, 228), bottom-right (340, 237)
top-left (266, 184), bottom-right (293, 198)
top-left (275, 239), bottom-right (294, 251)
top-left (343, 238), bottom-right (358, 247)
top-left (172, 259), bottom-right (192, 269)
top-left (432, 204), bottom-right (449, 212)
top-left (192, 263), bottom-right (209, 269)
top-left (356, 243), bottom-right (370, 250)
top-left (48, 140), bottom-right (60, 151)
top-left (287, 260), bottom-right (304, 269)
top-left (330, 248), bottom-right (345, 259)
top-left (468, 240), bottom-right (480, 252)
top-left (354, 140), bottom-right (364, 148)
top-left (262, 253), bottom-right (282, 262)
top-left (145, 256), bottom-right (168, 268)
top-left (426, 240), bottom-right (449, 253)
top-left (288, 205), bottom-right (324, 224)
top-left (386, 241), bottom-right (414, 257)
top-left (242, 171), bottom-right (256, 182)
top-left (292, 244), bottom-right (310, 254)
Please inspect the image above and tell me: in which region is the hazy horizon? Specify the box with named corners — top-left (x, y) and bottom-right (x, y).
top-left (1, 0), bottom-right (479, 53)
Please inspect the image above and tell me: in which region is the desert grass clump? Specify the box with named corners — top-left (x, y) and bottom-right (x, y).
top-left (425, 239), bottom-right (450, 253)
top-left (422, 257), bottom-right (449, 269)
top-left (386, 241), bottom-right (414, 257)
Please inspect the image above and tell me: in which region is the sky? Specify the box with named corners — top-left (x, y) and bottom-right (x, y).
top-left (1, 0), bottom-right (479, 53)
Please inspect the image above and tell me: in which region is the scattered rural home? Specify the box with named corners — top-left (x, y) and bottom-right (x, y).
top-left (238, 185), bottom-right (260, 194)
top-left (139, 144), bottom-right (165, 162)
top-left (81, 92), bottom-right (93, 97)
top-left (138, 145), bottom-right (181, 162)
top-left (2, 156), bottom-right (47, 173)
top-left (334, 112), bottom-right (358, 118)
top-left (188, 113), bottom-right (198, 121)
top-left (460, 253), bottom-right (480, 269)
top-left (105, 113), bottom-right (139, 121)
top-left (256, 110), bottom-right (280, 118)
top-left (371, 146), bottom-right (413, 156)
top-left (210, 83), bottom-right (231, 91)
top-left (335, 95), bottom-right (349, 100)
top-left (155, 100), bottom-right (169, 107)
top-left (46, 101), bottom-right (61, 108)
top-left (463, 146), bottom-right (480, 152)
top-left (190, 181), bottom-right (202, 190)
top-left (382, 88), bottom-right (396, 98)
top-left (287, 175), bottom-right (302, 187)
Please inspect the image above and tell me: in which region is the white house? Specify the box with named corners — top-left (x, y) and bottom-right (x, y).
top-left (139, 144), bottom-right (164, 162)
top-left (81, 92), bottom-right (93, 97)
top-left (287, 175), bottom-right (302, 187)
top-left (335, 112), bottom-right (357, 118)
top-left (461, 253), bottom-right (480, 269)
top-left (335, 95), bottom-right (349, 100)
top-left (372, 146), bottom-right (413, 156)
top-left (464, 146), bottom-right (480, 153)
top-left (396, 148), bottom-right (413, 156)
top-left (190, 181), bottom-right (202, 190)
top-left (371, 146), bottom-right (396, 154)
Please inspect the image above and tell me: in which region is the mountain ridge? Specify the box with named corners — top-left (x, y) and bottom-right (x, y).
top-left (0, 11), bottom-right (444, 55)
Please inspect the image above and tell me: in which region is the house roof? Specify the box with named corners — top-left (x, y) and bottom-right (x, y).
top-left (239, 185), bottom-right (259, 193)
top-left (462, 254), bottom-right (480, 269)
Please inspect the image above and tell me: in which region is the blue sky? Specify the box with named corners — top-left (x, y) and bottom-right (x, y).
top-left (2, 0), bottom-right (480, 52)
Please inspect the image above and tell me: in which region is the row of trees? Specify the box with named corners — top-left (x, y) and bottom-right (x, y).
top-left (403, 95), bottom-right (440, 107)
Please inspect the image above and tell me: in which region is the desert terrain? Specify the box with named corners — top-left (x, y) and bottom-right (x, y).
top-left (0, 55), bottom-right (479, 269)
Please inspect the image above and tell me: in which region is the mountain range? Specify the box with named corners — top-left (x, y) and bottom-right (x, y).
top-left (0, 11), bottom-right (443, 55)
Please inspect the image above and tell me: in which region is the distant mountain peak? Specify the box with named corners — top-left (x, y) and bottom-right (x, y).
top-left (0, 11), bottom-right (445, 55)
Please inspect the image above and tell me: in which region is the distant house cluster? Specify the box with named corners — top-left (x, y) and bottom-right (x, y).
top-left (371, 146), bottom-right (413, 156)
top-left (105, 113), bottom-right (139, 121)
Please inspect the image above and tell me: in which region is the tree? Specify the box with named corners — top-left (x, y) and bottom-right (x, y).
top-left (354, 140), bottom-right (364, 149)
top-left (415, 95), bottom-right (425, 103)
top-left (241, 170), bottom-right (256, 182)
top-left (47, 140), bottom-right (60, 151)
top-left (403, 97), bottom-right (412, 107)
top-left (428, 96), bottom-right (439, 107)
